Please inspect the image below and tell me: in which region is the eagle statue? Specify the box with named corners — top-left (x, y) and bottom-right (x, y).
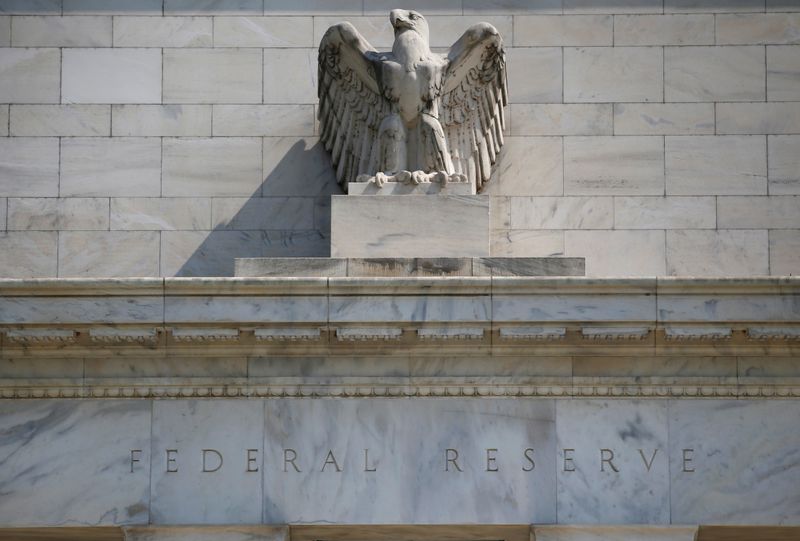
top-left (318, 9), bottom-right (507, 193)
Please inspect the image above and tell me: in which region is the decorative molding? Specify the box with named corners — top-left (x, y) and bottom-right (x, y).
top-left (664, 326), bottom-right (733, 342)
top-left (3, 382), bottom-right (799, 400)
top-left (254, 327), bottom-right (322, 341)
top-left (417, 327), bottom-right (485, 340)
top-left (335, 327), bottom-right (403, 341)
top-left (747, 327), bottom-right (800, 341)
top-left (4, 329), bottom-right (78, 346)
top-left (581, 326), bottom-right (650, 341)
top-left (171, 328), bottom-right (240, 343)
top-left (499, 327), bottom-right (566, 341)
top-left (89, 327), bottom-right (158, 345)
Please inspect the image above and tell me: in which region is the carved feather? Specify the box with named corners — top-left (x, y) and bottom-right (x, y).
top-left (442, 23), bottom-right (508, 191)
top-left (317, 22), bottom-right (389, 191)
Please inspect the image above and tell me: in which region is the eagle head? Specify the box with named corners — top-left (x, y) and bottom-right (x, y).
top-left (389, 9), bottom-right (429, 42)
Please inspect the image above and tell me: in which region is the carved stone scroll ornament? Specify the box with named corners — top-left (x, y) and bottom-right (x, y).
top-left (318, 9), bottom-right (508, 193)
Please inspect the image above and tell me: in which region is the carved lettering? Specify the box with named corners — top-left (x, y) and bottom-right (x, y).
top-left (130, 449), bottom-right (142, 473)
top-left (563, 449), bottom-right (575, 472)
top-left (202, 449), bottom-right (223, 473)
top-left (364, 448), bottom-right (377, 472)
top-left (523, 448), bottom-right (535, 472)
top-left (445, 448), bottom-right (462, 472)
top-left (486, 448), bottom-right (498, 472)
top-left (638, 448), bottom-right (659, 472)
top-left (283, 448), bottom-right (301, 472)
top-left (321, 449), bottom-right (342, 472)
top-left (601, 449), bottom-right (619, 473)
top-left (166, 449), bottom-right (178, 473)
top-left (246, 449), bottom-right (259, 473)
top-left (682, 448), bottom-right (695, 473)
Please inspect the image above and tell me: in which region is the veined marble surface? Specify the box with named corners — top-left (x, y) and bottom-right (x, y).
top-left (0, 400), bottom-right (151, 525)
top-left (556, 400), bottom-right (670, 524)
top-left (263, 399), bottom-right (557, 524)
top-left (150, 400), bottom-right (264, 524)
top-left (0, 398), bottom-right (799, 527)
top-left (669, 400), bottom-right (800, 525)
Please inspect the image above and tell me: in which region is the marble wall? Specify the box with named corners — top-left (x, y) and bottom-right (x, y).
top-left (0, 1), bottom-right (798, 276)
top-left (1, 397), bottom-right (798, 527)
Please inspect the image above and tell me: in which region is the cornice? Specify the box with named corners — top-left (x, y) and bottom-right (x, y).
top-left (1, 276), bottom-right (798, 298)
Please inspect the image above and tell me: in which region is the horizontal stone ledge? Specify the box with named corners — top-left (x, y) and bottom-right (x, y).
top-left (1, 276), bottom-right (798, 297)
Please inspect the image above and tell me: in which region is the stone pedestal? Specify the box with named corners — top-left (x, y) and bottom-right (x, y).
top-left (331, 195), bottom-right (490, 258)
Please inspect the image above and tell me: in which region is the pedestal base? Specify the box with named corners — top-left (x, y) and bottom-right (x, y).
top-left (331, 195), bottom-right (490, 258)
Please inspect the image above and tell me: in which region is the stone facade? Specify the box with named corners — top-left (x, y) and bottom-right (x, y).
top-left (0, 1), bottom-right (797, 277)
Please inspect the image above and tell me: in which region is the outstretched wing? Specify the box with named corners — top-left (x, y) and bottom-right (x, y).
top-left (441, 23), bottom-right (507, 192)
top-left (318, 22), bottom-right (389, 191)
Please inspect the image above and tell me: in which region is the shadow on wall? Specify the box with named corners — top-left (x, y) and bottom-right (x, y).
top-left (175, 139), bottom-right (342, 277)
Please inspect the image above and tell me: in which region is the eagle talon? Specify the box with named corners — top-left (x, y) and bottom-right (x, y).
top-left (411, 171), bottom-right (431, 184)
top-left (395, 170), bottom-right (412, 184)
top-left (373, 172), bottom-right (389, 187)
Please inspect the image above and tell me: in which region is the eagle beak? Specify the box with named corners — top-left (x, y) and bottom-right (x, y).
top-left (390, 9), bottom-right (411, 30)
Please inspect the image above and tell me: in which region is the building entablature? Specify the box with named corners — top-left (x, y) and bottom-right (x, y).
top-left (1, 276), bottom-right (798, 400)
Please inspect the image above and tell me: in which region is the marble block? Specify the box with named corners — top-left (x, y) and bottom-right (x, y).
top-left (0, 296), bottom-right (163, 325)
top-left (669, 400), bottom-right (800, 525)
top-left (331, 195), bottom-right (490, 258)
top-left (0, 400), bottom-right (151, 526)
top-left (236, 257), bottom-right (349, 277)
top-left (150, 400), bottom-right (264, 524)
top-left (234, 257), bottom-right (585, 277)
top-left (473, 257), bottom-right (584, 276)
top-left (263, 399), bottom-right (557, 524)
top-left (556, 400), bottom-right (670, 524)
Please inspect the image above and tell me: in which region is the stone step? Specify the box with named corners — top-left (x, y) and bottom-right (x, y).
top-left (234, 257), bottom-right (585, 277)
